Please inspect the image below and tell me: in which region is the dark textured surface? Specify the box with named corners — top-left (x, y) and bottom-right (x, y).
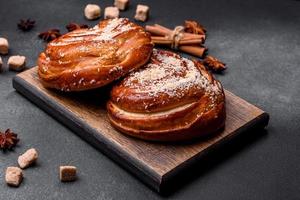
top-left (0, 0), bottom-right (299, 199)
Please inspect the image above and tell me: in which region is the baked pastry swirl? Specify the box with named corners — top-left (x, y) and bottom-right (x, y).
top-left (38, 18), bottom-right (153, 91)
top-left (107, 49), bottom-right (226, 141)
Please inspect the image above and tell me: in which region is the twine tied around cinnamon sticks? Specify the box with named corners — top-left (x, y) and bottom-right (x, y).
top-left (145, 22), bottom-right (207, 57)
top-left (169, 26), bottom-right (185, 49)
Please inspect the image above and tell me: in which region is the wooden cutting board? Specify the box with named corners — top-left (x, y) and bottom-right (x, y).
top-left (13, 67), bottom-right (269, 193)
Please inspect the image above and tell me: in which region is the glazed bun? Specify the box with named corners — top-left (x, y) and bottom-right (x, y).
top-left (107, 49), bottom-right (226, 141)
top-left (38, 18), bottom-right (153, 91)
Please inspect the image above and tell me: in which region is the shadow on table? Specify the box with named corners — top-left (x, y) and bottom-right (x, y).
top-left (159, 127), bottom-right (268, 197)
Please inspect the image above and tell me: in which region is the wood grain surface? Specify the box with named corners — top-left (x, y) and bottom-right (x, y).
top-left (12, 67), bottom-right (269, 193)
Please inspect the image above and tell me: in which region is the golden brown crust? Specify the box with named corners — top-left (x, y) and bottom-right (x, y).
top-left (107, 49), bottom-right (226, 141)
top-left (38, 18), bottom-right (153, 91)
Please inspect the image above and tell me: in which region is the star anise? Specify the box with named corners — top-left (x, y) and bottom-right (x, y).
top-left (66, 23), bottom-right (89, 32)
top-left (18, 19), bottom-right (36, 31)
top-left (0, 129), bottom-right (19, 151)
top-left (38, 29), bottom-right (61, 42)
top-left (203, 55), bottom-right (226, 72)
top-left (184, 20), bottom-right (207, 35)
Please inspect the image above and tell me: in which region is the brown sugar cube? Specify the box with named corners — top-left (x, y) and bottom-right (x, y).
top-left (114, 0), bottom-right (129, 11)
top-left (8, 55), bottom-right (26, 71)
top-left (59, 166), bottom-right (77, 182)
top-left (0, 37), bottom-right (9, 55)
top-left (134, 4), bottom-right (149, 22)
top-left (18, 148), bottom-right (38, 169)
top-left (84, 4), bottom-right (101, 20)
top-left (104, 7), bottom-right (120, 19)
top-left (5, 167), bottom-right (23, 187)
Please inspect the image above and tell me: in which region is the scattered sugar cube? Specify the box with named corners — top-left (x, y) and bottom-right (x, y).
top-left (114, 0), bottom-right (129, 11)
top-left (134, 4), bottom-right (149, 22)
top-left (0, 37), bottom-right (9, 55)
top-left (18, 148), bottom-right (38, 169)
top-left (59, 166), bottom-right (77, 182)
top-left (84, 4), bottom-right (101, 20)
top-left (8, 55), bottom-right (26, 71)
top-left (104, 7), bottom-right (120, 19)
top-left (5, 167), bottom-right (23, 187)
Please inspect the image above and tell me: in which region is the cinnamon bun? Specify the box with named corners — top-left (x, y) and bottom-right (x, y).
top-left (107, 49), bottom-right (226, 141)
top-left (38, 18), bottom-right (153, 91)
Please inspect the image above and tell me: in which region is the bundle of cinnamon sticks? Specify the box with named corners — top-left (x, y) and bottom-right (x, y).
top-left (145, 20), bottom-right (226, 72)
top-left (145, 20), bottom-right (207, 57)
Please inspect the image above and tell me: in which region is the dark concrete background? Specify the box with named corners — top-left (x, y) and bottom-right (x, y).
top-left (0, 0), bottom-right (299, 199)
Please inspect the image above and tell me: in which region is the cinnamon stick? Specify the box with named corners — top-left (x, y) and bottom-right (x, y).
top-left (145, 25), bottom-right (169, 36)
top-left (179, 46), bottom-right (207, 58)
top-left (154, 24), bottom-right (172, 33)
top-left (154, 24), bottom-right (205, 40)
top-left (146, 25), bottom-right (205, 41)
top-left (151, 36), bottom-right (203, 45)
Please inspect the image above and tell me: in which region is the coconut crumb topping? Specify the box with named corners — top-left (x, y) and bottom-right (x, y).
top-left (123, 49), bottom-right (222, 99)
top-left (49, 18), bottom-right (136, 47)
